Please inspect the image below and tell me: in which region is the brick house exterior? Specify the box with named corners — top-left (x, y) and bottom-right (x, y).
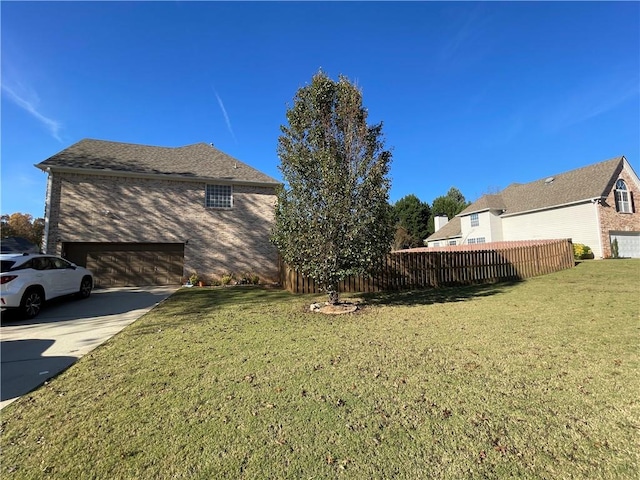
top-left (597, 162), bottom-right (640, 258)
top-left (426, 156), bottom-right (640, 258)
top-left (36, 139), bottom-right (281, 286)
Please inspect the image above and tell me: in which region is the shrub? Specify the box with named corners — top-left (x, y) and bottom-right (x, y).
top-left (221, 272), bottom-right (234, 286)
top-left (238, 272), bottom-right (260, 285)
top-left (573, 243), bottom-right (593, 260)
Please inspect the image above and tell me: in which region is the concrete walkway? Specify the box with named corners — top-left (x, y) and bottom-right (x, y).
top-left (0, 286), bottom-right (178, 409)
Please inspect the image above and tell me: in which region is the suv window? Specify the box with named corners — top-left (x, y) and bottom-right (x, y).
top-left (33, 257), bottom-right (53, 270)
top-left (51, 257), bottom-right (72, 269)
top-left (1, 260), bottom-right (16, 272)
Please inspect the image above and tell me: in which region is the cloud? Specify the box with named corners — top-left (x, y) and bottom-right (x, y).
top-left (1, 83), bottom-right (62, 142)
top-left (212, 87), bottom-right (238, 144)
top-left (543, 74), bottom-right (640, 132)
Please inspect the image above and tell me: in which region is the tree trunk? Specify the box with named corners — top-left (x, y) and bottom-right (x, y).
top-left (327, 288), bottom-right (339, 305)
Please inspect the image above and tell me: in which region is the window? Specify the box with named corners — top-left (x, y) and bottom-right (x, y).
top-left (51, 257), bottom-right (72, 269)
top-left (0, 261), bottom-right (16, 273)
top-left (467, 237), bottom-right (485, 245)
top-left (206, 184), bottom-right (232, 208)
top-left (448, 240), bottom-right (457, 246)
top-left (470, 213), bottom-right (479, 227)
top-left (615, 179), bottom-right (632, 213)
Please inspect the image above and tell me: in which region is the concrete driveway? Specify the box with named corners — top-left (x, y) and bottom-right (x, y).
top-left (0, 286), bottom-right (178, 409)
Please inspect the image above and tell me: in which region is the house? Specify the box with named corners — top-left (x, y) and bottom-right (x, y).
top-left (35, 139), bottom-right (281, 287)
top-left (426, 156), bottom-right (640, 258)
top-left (426, 216), bottom-right (463, 247)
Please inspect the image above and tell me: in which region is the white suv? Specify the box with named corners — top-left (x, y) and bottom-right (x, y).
top-left (1, 253), bottom-right (93, 319)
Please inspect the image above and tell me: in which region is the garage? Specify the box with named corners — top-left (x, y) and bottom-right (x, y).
top-left (609, 232), bottom-right (640, 258)
top-left (63, 243), bottom-right (184, 287)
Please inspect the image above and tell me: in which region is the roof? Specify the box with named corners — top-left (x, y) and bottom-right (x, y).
top-left (459, 156), bottom-right (626, 217)
top-left (459, 194), bottom-right (506, 214)
top-left (35, 138), bottom-right (280, 186)
top-left (425, 216), bottom-right (462, 242)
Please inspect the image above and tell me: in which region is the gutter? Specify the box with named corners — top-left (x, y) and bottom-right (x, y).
top-left (456, 207), bottom-right (492, 217)
top-left (499, 197), bottom-right (605, 218)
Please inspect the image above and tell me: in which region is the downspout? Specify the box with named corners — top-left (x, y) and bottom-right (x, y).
top-left (592, 197), bottom-right (605, 258)
top-left (42, 169), bottom-right (53, 254)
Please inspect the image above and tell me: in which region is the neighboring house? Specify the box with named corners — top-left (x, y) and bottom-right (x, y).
top-left (36, 139), bottom-right (281, 287)
top-left (426, 156), bottom-right (640, 258)
top-left (425, 216), bottom-right (462, 247)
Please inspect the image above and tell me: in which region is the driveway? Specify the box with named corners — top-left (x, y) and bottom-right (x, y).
top-left (0, 286), bottom-right (178, 409)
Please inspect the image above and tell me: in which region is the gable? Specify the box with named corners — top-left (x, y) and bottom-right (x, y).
top-left (35, 138), bottom-right (280, 186)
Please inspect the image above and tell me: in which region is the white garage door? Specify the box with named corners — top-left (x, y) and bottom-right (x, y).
top-left (610, 232), bottom-right (640, 258)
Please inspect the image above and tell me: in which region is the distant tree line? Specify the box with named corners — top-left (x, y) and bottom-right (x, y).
top-left (1, 213), bottom-right (45, 248)
top-left (392, 187), bottom-right (470, 250)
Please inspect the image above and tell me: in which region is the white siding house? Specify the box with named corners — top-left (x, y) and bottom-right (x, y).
top-left (425, 156), bottom-right (640, 258)
top-left (461, 210), bottom-right (504, 245)
top-left (501, 202), bottom-right (603, 257)
top-left (426, 216), bottom-right (462, 247)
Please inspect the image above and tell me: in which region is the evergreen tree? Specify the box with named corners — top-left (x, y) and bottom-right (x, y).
top-left (393, 194), bottom-right (431, 249)
top-left (272, 71), bottom-right (394, 304)
top-left (428, 187), bottom-right (471, 234)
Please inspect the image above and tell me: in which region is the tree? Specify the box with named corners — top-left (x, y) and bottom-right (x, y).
top-left (272, 71), bottom-right (394, 304)
top-left (392, 194), bottom-right (431, 249)
top-left (1, 212), bottom-right (45, 248)
top-left (428, 187), bottom-right (471, 234)
top-left (392, 225), bottom-right (415, 251)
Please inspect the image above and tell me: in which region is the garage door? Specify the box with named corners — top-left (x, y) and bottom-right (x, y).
top-left (63, 243), bottom-right (184, 287)
top-left (609, 232), bottom-right (640, 258)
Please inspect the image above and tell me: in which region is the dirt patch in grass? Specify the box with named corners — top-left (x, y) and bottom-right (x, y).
top-left (309, 299), bottom-right (363, 314)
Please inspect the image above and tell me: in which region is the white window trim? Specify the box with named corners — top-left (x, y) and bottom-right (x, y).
top-left (467, 237), bottom-right (486, 245)
top-left (470, 213), bottom-right (479, 227)
top-left (615, 179), bottom-right (632, 213)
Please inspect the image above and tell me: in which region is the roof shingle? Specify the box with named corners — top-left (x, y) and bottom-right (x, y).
top-left (425, 216), bottom-right (462, 242)
top-left (459, 156), bottom-right (625, 217)
top-left (35, 138), bottom-right (280, 185)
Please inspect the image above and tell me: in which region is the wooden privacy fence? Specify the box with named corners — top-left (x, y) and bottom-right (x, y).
top-left (280, 238), bottom-right (575, 294)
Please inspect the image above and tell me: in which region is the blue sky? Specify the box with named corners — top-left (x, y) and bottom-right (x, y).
top-left (2, 1), bottom-right (639, 219)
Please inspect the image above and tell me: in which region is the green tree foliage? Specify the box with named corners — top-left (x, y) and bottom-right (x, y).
top-left (272, 71), bottom-right (394, 304)
top-left (392, 194), bottom-right (431, 249)
top-left (428, 187), bottom-right (471, 234)
top-left (1, 213), bottom-right (45, 248)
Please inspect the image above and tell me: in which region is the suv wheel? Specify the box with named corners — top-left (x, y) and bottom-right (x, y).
top-left (78, 276), bottom-right (92, 299)
top-left (20, 288), bottom-right (44, 319)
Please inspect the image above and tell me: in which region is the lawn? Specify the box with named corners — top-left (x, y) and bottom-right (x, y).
top-left (1, 260), bottom-right (638, 479)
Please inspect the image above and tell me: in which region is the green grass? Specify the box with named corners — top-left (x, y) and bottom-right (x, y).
top-left (2, 260), bottom-right (639, 479)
